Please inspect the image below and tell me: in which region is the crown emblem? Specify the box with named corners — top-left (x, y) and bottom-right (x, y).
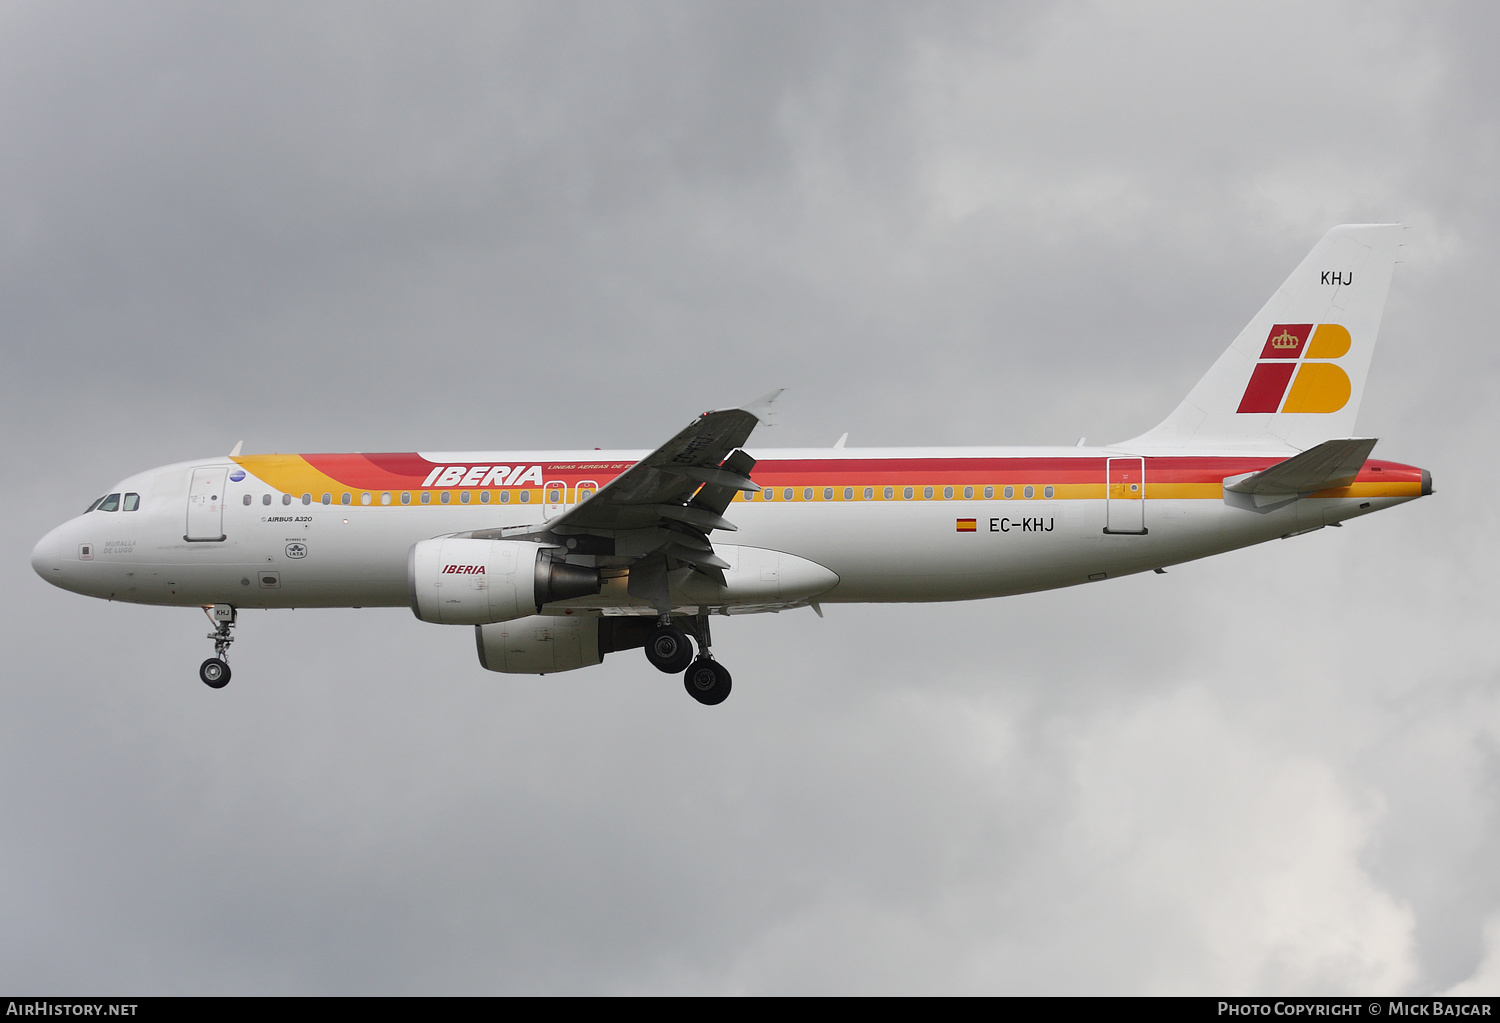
top-left (1269, 329), bottom-right (1300, 350)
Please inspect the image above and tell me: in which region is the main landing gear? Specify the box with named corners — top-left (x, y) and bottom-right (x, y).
top-left (644, 621), bottom-right (695, 673)
top-left (644, 614), bottom-right (733, 706)
top-left (684, 657), bottom-right (732, 706)
top-left (199, 604), bottom-right (236, 689)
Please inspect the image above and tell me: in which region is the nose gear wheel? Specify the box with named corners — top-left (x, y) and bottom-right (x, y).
top-left (199, 604), bottom-right (237, 689)
top-left (199, 658), bottom-right (230, 688)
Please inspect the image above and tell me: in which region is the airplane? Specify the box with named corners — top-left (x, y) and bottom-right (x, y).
top-left (30, 225), bottom-right (1431, 705)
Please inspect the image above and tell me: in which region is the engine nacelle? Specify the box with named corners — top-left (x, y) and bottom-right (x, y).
top-left (475, 615), bottom-right (655, 674)
top-left (408, 538), bottom-right (601, 625)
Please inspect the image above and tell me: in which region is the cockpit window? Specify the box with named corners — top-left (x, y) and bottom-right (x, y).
top-left (123, 493), bottom-right (140, 511)
top-left (85, 496), bottom-right (105, 513)
top-left (98, 493), bottom-right (120, 512)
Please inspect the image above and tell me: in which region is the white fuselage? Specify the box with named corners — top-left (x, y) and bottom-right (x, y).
top-left (30, 445), bottom-right (1427, 614)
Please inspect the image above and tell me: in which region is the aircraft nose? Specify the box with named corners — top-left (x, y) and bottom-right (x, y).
top-left (31, 526), bottom-right (61, 583)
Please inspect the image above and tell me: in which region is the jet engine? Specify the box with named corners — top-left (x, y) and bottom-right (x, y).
top-left (408, 538), bottom-right (601, 625)
top-left (475, 614), bottom-right (655, 674)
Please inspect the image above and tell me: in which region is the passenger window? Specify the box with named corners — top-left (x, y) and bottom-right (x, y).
top-left (963, 486), bottom-right (973, 500)
top-left (243, 494), bottom-right (252, 506)
top-left (341, 493), bottom-right (352, 506)
top-left (282, 493), bottom-right (292, 506)
top-left (401, 492), bottom-right (411, 505)
top-left (499, 491), bottom-right (510, 504)
top-left (1044, 485), bottom-right (1055, 499)
top-left (479, 491), bottom-right (490, 504)
top-left (420, 492), bottom-right (431, 504)
top-left (1023, 485), bottom-right (1034, 499)
top-left (380, 492), bottom-right (391, 506)
top-left (360, 493), bottom-right (372, 506)
top-left (1003, 486), bottom-right (1014, 499)
top-left (924, 487), bottom-right (934, 499)
top-left (863, 487), bottom-right (873, 500)
top-left (321, 493), bottom-right (332, 505)
top-left (844, 488), bottom-right (853, 501)
top-left (883, 487), bottom-right (894, 500)
top-left (460, 491), bottom-right (471, 504)
top-left (823, 488), bottom-right (833, 501)
top-left (765, 489), bottom-right (775, 501)
top-left (803, 488), bottom-right (813, 501)
top-left (262, 494), bottom-right (272, 506)
top-left (903, 487), bottom-right (913, 500)
top-left (519, 491), bottom-right (530, 503)
top-left (783, 488), bottom-right (793, 501)
top-left (99, 493), bottom-right (120, 512)
top-left (440, 492), bottom-right (451, 504)
top-left (123, 493), bottom-right (140, 511)
top-left (302, 494), bottom-right (312, 505)
top-left (984, 486), bottom-right (994, 499)
top-left (943, 487), bottom-right (953, 500)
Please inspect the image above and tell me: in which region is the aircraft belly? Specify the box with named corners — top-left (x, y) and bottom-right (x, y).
top-left (734, 498), bottom-right (1310, 603)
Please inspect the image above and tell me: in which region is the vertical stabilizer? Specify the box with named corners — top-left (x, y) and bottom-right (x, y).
top-left (1122, 224), bottom-right (1403, 452)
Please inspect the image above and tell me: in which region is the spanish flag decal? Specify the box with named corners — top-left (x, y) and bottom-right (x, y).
top-left (956, 518), bottom-right (977, 532)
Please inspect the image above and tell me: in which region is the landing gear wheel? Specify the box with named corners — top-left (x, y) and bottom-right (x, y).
top-left (683, 658), bottom-right (732, 706)
top-left (645, 624), bottom-right (695, 673)
top-left (200, 605), bottom-right (237, 689)
top-left (199, 658), bottom-right (231, 689)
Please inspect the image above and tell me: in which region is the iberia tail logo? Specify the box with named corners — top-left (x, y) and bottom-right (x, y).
top-left (1235, 324), bottom-right (1352, 414)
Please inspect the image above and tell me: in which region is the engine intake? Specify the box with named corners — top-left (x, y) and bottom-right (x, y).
top-left (409, 538), bottom-right (601, 625)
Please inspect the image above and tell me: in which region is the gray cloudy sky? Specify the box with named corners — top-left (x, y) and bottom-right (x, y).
top-left (4, 0), bottom-right (1498, 995)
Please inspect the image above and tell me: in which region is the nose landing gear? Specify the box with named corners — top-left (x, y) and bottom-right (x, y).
top-left (199, 604), bottom-right (236, 689)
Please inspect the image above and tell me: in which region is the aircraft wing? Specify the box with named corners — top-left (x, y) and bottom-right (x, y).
top-left (465, 390), bottom-right (781, 608)
top-left (549, 390), bottom-right (779, 533)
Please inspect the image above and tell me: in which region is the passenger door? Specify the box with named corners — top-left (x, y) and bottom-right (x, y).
top-left (185, 467), bottom-right (228, 541)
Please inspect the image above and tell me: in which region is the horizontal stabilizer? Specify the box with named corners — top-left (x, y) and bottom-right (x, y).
top-left (1225, 437), bottom-right (1378, 495)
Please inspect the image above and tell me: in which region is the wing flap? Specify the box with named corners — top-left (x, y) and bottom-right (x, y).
top-left (689, 448), bottom-right (758, 518)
